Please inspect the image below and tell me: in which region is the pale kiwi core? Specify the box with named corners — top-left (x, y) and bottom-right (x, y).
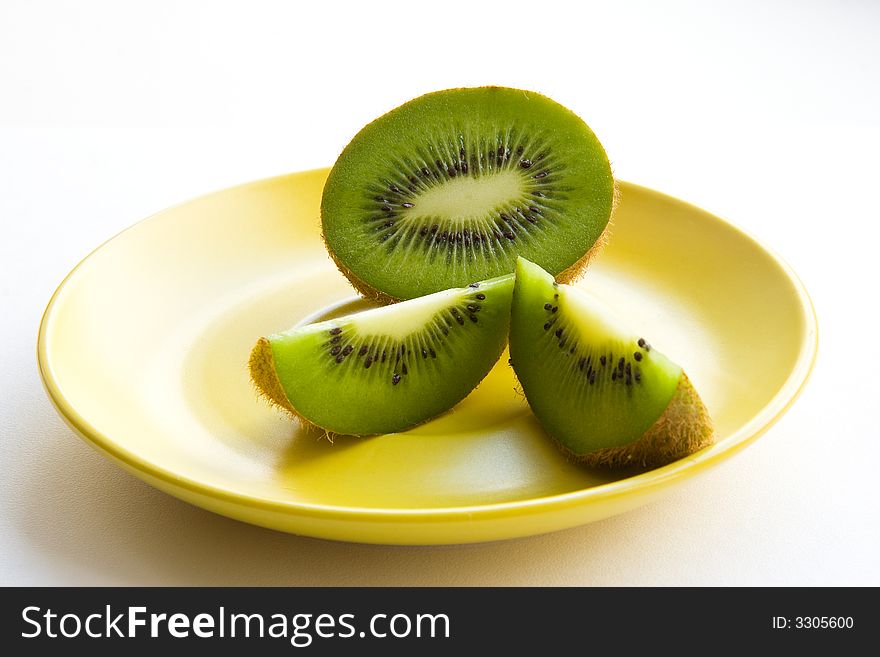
top-left (342, 288), bottom-right (462, 339)
top-left (400, 170), bottom-right (526, 225)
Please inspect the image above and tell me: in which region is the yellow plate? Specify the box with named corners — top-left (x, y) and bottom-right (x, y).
top-left (38, 169), bottom-right (817, 545)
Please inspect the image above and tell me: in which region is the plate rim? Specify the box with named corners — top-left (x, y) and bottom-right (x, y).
top-left (36, 171), bottom-right (819, 524)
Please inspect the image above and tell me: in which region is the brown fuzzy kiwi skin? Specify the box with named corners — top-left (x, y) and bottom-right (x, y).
top-left (249, 338), bottom-right (346, 440)
top-left (556, 372), bottom-right (714, 470)
top-left (321, 178), bottom-right (619, 306)
top-left (249, 338), bottom-right (297, 416)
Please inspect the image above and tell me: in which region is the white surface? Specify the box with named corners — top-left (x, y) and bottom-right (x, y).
top-left (1, 0), bottom-right (878, 586)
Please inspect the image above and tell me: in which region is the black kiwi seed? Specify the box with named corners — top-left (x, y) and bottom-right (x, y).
top-left (544, 303), bottom-right (553, 310)
top-left (381, 205), bottom-right (392, 212)
top-left (381, 351), bottom-right (387, 362)
top-left (578, 358), bottom-right (586, 370)
top-left (392, 373), bottom-right (401, 385)
top-left (635, 369), bottom-right (642, 382)
top-left (330, 346), bottom-right (341, 356)
top-left (330, 327), bottom-right (342, 335)
top-left (422, 348), bottom-right (428, 358)
top-left (475, 293), bottom-right (485, 300)
top-left (429, 348), bottom-right (437, 358)
top-left (589, 371), bottom-right (597, 385)
top-left (638, 338), bottom-right (646, 348)
top-left (625, 362), bottom-right (632, 376)
top-left (634, 351), bottom-right (643, 361)
top-left (612, 371), bottom-right (618, 381)
top-left (618, 357), bottom-right (625, 370)
top-left (551, 306), bottom-right (558, 313)
top-left (420, 226), bottom-right (428, 236)
top-left (402, 363), bottom-right (408, 375)
top-left (331, 335), bottom-right (341, 344)
top-left (342, 345), bottom-right (353, 356)
top-left (467, 304), bottom-right (480, 312)
top-left (469, 282), bottom-right (480, 288)
top-left (520, 159), bottom-right (532, 168)
top-left (600, 355), bottom-right (607, 366)
top-left (455, 315), bottom-right (465, 325)
top-left (468, 314), bottom-right (478, 323)
top-left (533, 171), bottom-right (548, 179)
top-left (364, 356), bottom-right (373, 368)
top-left (335, 354), bottom-right (345, 363)
top-left (555, 328), bottom-right (563, 338)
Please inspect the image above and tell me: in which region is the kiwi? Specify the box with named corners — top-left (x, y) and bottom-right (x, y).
top-left (321, 87), bottom-right (616, 303)
top-left (249, 275), bottom-right (514, 435)
top-left (509, 258), bottom-right (713, 469)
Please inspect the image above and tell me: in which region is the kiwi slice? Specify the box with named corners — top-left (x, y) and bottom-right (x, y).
top-left (249, 275), bottom-right (514, 435)
top-left (509, 258), bottom-right (713, 468)
top-left (321, 87), bottom-right (616, 302)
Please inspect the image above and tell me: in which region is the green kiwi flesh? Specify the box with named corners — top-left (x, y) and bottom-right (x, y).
top-left (509, 258), bottom-right (713, 468)
top-left (249, 275), bottom-right (514, 435)
top-left (321, 87), bottom-right (615, 302)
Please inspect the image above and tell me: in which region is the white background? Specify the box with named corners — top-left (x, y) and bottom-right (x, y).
top-left (2, 0), bottom-right (878, 585)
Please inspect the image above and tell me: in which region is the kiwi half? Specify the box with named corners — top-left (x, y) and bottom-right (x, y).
top-left (321, 87), bottom-right (616, 302)
top-left (509, 258), bottom-right (713, 468)
top-left (249, 275), bottom-right (514, 435)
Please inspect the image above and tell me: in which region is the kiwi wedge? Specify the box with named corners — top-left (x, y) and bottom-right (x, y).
top-left (321, 87), bottom-right (616, 302)
top-left (509, 258), bottom-right (713, 468)
top-left (249, 275), bottom-right (514, 435)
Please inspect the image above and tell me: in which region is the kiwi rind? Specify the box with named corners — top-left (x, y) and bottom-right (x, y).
top-left (558, 373), bottom-right (714, 469)
top-left (321, 86), bottom-right (616, 301)
top-left (249, 337), bottom-right (297, 416)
